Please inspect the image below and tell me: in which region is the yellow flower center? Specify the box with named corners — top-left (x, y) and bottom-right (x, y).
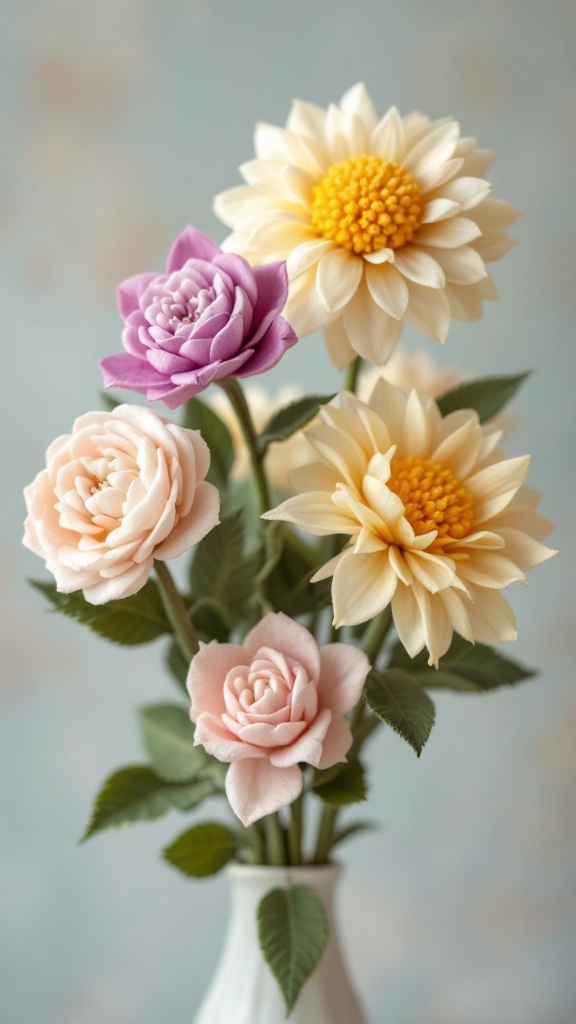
top-left (309, 155), bottom-right (423, 255)
top-left (388, 457), bottom-right (474, 545)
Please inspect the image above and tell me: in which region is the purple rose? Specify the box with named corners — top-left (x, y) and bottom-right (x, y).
top-left (100, 226), bottom-right (298, 410)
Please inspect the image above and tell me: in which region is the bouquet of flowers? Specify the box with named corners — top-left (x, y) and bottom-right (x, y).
top-left (23, 84), bottom-right (555, 1017)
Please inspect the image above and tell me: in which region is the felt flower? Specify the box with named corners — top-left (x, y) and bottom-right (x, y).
top-left (187, 612), bottom-right (370, 826)
top-left (263, 381), bottom-right (555, 666)
top-left (23, 404), bottom-right (219, 603)
top-left (208, 384), bottom-right (309, 491)
top-left (100, 226), bottom-right (298, 409)
top-left (215, 84), bottom-right (519, 367)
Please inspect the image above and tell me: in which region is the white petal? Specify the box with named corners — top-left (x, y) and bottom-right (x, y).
top-left (254, 123), bottom-right (303, 162)
top-left (325, 103), bottom-right (349, 163)
top-left (213, 186), bottom-right (284, 228)
top-left (404, 121), bottom-right (460, 190)
top-left (394, 248), bottom-right (446, 288)
top-left (416, 217), bottom-right (482, 248)
top-left (311, 550), bottom-right (347, 582)
top-left (323, 316), bottom-right (357, 370)
top-left (404, 119), bottom-right (459, 169)
top-left (426, 245), bottom-right (487, 285)
top-left (401, 389), bottom-right (435, 457)
top-left (388, 546), bottom-right (413, 586)
top-left (365, 263), bottom-right (409, 319)
top-left (254, 122), bottom-right (328, 174)
top-left (362, 247), bottom-right (395, 265)
top-left (286, 98), bottom-right (328, 140)
top-left (438, 176), bottom-right (492, 212)
top-left (342, 277), bottom-right (404, 364)
top-left (473, 231), bottom-right (517, 262)
top-left (421, 198), bottom-right (460, 224)
top-left (437, 588), bottom-right (474, 644)
top-left (262, 491), bottom-right (358, 536)
top-left (287, 239), bottom-right (334, 278)
top-left (431, 416), bottom-right (483, 478)
top-left (339, 111), bottom-right (371, 158)
top-left (404, 550), bottom-right (455, 592)
top-left (339, 82), bottom-right (378, 132)
top-left (405, 281), bottom-right (452, 343)
top-left (420, 590), bottom-right (455, 665)
top-left (457, 552), bottom-right (526, 589)
top-left (284, 265), bottom-right (331, 336)
top-left (246, 216), bottom-right (313, 254)
top-left (459, 147), bottom-right (494, 177)
top-left (332, 549), bottom-right (398, 627)
top-left (281, 163), bottom-right (319, 203)
top-left (391, 583), bottom-right (427, 658)
top-left (464, 587), bottom-right (517, 646)
top-left (367, 377), bottom-right (408, 438)
top-left (371, 105), bottom-right (405, 162)
top-left (473, 198), bottom-right (521, 230)
top-left (497, 527), bottom-right (557, 570)
top-left (467, 455), bottom-right (530, 519)
top-left (444, 282), bottom-right (485, 322)
top-left (316, 249), bottom-right (363, 313)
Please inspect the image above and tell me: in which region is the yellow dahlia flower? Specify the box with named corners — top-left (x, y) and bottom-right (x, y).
top-left (263, 381), bottom-right (555, 666)
top-left (215, 84), bottom-right (519, 368)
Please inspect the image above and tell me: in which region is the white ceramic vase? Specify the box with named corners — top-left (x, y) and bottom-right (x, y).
top-left (193, 861), bottom-right (366, 1024)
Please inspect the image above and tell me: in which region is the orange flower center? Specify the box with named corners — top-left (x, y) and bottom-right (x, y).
top-left (388, 457), bottom-right (474, 545)
top-left (309, 154), bottom-right (423, 255)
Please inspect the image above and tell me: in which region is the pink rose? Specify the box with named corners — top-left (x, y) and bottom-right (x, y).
top-left (187, 612), bottom-right (370, 826)
top-left (23, 404), bottom-right (220, 604)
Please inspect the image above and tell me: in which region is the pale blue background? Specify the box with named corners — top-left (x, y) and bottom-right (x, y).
top-left (2, 1), bottom-right (575, 1022)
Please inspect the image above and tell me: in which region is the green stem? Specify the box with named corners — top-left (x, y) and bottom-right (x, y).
top-left (313, 805), bottom-right (338, 865)
top-left (343, 356), bottom-right (362, 394)
top-left (265, 812), bottom-right (287, 866)
top-left (249, 822), bottom-right (266, 864)
top-left (288, 794), bottom-right (303, 866)
top-left (362, 606), bottom-right (393, 667)
top-left (313, 607), bottom-right (394, 865)
top-left (281, 524), bottom-right (319, 570)
top-left (154, 560), bottom-right (199, 661)
top-left (217, 378), bottom-right (272, 516)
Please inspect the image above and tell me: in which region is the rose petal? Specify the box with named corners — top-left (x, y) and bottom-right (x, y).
top-left (225, 760), bottom-right (303, 826)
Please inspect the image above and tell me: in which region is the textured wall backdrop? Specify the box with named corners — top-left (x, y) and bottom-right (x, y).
top-left (2, 1), bottom-right (575, 1022)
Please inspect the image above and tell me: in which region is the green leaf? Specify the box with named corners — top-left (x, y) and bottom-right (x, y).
top-left (260, 394), bottom-right (336, 448)
top-left (30, 578), bottom-right (171, 645)
top-left (390, 634), bottom-right (536, 692)
top-left (182, 397), bottom-right (234, 490)
top-left (190, 596), bottom-right (233, 641)
top-left (99, 390), bottom-right (122, 411)
top-left (262, 538), bottom-right (331, 616)
top-left (190, 511), bottom-right (260, 617)
top-left (255, 521), bottom-right (284, 584)
top-left (139, 703), bottom-right (207, 782)
top-left (163, 822), bottom-right (239, 877)
top-left (364, 669), bottom-right (436, 756)
top-left (331, 820), bottom-right (376, 852)
top-left (258, 885), bottom-right (329, 1014)
top-left (437, 372), bottom-right (531, 423)
top-left (164, 639), bottom-right (190, 692)
top-left (81, 766), bottom-right (213, 841)
top-left (312, 759), bottom-right (367, 806)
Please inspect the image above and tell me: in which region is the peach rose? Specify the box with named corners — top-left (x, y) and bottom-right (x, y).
top-left (187, 612), bottom-right (370, 826)
top-left (23, 404), bottom-right (219, 604)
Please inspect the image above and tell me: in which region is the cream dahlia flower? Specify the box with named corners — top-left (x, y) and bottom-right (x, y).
top-left (263, 381), bottom-right (555, 666)
top-left (215, 84), bottom-right (519, 368)
top-left (208, 384), bottom-right (307, 491)
top-left (358, 350), bottom-right (462, 403)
